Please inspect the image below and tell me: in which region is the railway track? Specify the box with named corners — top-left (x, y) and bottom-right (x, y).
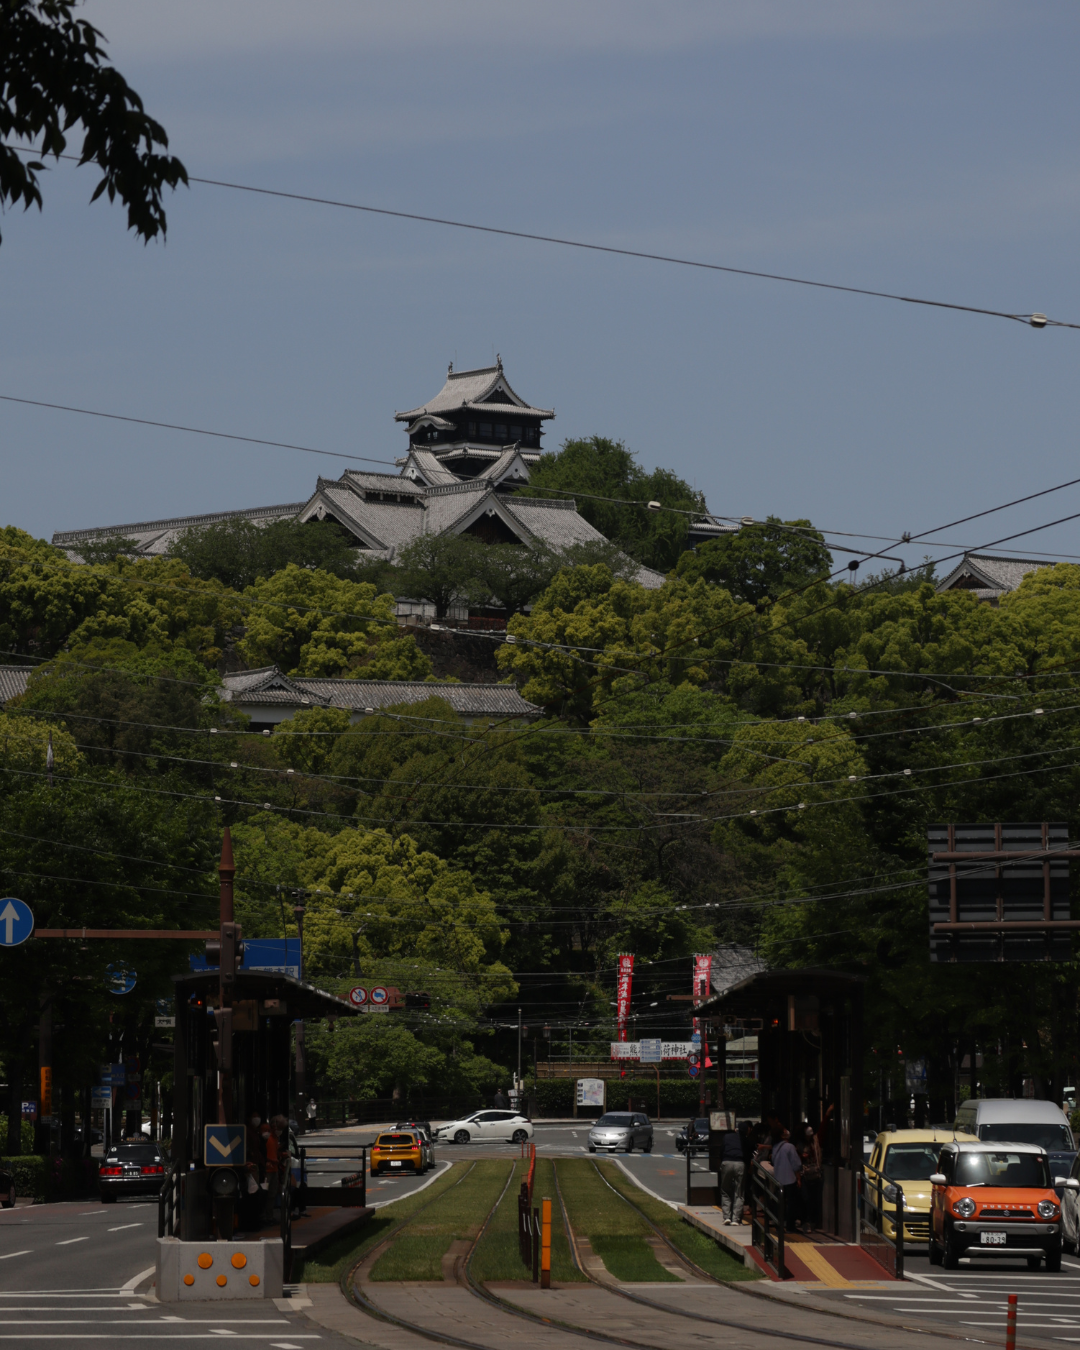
top-left (340, 1158), bottom-right (961, 1350)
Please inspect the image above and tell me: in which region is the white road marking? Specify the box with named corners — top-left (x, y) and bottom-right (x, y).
top-left (107, 1225), bottom-right (143, 1233)
top-left (0, 1252), bottom-right (30, 1261)
top-left (56, 1237), bottom-right (89, 1245)
top-left (270, 1344), bottom-right (305, 1349)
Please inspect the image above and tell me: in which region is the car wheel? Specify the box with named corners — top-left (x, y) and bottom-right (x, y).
top-left (588, 1146), bottom-right (596, 1153)
top-left (928, 1234), bottom-right (943, 1266)
top-left (2, 1184), bottom-right (13, 1210)
top-left (454, 1129), bottom-right (471, 1144)
top-left (625, 1141), bottom-right (634, 1154)
top-left (100, 1192), bottom-right (117, 1204)
top-left (942, 1229), bottom-right (960, 1269)
top-left (1027, 1255), bottom-right (1043, 1270)
top-left (511, 1129), bottom-right (529, 1144)
top-left (1046, 1246), bottom-right (1063, 1273)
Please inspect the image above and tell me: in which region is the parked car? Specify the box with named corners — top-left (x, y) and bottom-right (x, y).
top-left (98, 1142), bottom-right (167, 1203)
top-left (396, 1119), bottom-right (436, 1170)
top-left (371, 1129), bottom-right (425, 1176)
top-left (1057, 1154), bottom-right (1080, 1253)
top-left (435, 1110), bottom-right (533, 1145)
top-left (0, 1163), bottom-right (14, 1209)
top-left (864, 1128), bottom-right (975, 1245)
top-left (930, 1141), bottom-right (1063, 1270)
top-left (675, 1118), bottom-right (710, 1156)
top-left (953, 1099), bottom-right (1076, 1191)
top-left (588, 1111), bottom-right (653, 1154)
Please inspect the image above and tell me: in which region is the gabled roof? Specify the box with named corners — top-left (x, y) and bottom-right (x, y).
top-left (395, 361), bottom-right (554, 422)
top-left (400, 449), bottom-right (459, 487)
top-left (477, 447), bottom-right (532, 488)
top-left (220, 667), bottom-right (330, 708)
top-left (936, 552), bottom-right (1056, 597)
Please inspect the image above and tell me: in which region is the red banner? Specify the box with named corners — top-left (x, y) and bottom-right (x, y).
top-left (615, 954), bottom-right (634, 1042)
top-left (692, 954), bottom-right (713, 1065)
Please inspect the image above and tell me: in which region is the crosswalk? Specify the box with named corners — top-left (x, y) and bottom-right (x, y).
top-left (832, 1264), bottom-right (1080, 1340)
top-left (0, 1289), bottom-right (322, 1345)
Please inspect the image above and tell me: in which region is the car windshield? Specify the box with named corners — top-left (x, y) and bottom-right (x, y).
top-left (693, 1119), bottom-right (709, 1131)
top-left (955, 1151), bottom-right (1051, 1188)
top-left (980, 1123), bottom-right (1074, 1151)
top-left (107, 1145), bottom-right (161, 1161)
top-left (883, 1143), bottom-right (942, 1182)
top-left (378, 1134), bottom-right (416, 1145)
top-left (596, 1114), bottom-right (634, 1127)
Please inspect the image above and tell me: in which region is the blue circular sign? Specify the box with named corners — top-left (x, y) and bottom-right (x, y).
top-left (687, 1062), bottom-right (700, 1079)
top-left (105, 964), bottom-right (137, 995)
top-left (0, 898), bottom-right (34, 947)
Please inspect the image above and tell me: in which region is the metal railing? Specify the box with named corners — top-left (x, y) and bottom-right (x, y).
top-left (158, 1163), bottom-right (181, 1238)
top-left (858, 1166), bottom-right (907, 1280)
top-left (750, 1162), bottom-right (787, 1279)
top-left (518, 1182), bottom-right (540, 1282)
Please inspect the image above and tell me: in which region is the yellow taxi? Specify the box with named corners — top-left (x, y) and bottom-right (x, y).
top-left (371, 1129), bottom-right (426, 1176)
top-left (864, 1128), bottom-right (976, 1244)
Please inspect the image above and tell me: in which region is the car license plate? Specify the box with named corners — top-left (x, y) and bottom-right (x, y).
top-left (390, 1161), bottom-right (402, 1167)
top-left (980, 1231), bottom-right (1007, 1245)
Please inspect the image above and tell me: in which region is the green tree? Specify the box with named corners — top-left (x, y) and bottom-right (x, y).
top-left (167, 518), bottom-right (386, 592)
top-left (238, 565), bottom-right (431, 678)
top-left (672, 518), bottom-right (833, 604)
top-left (1, 0), bottom-right (187, 244)
top-left (525, 436), bottom-right (706, 572)
top-left (394, 534), bottom-right (487, 619)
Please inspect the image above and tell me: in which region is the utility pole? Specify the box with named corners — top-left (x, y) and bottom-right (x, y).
top-left (215, 829), bottom-right (238, 1125)
top-left (294, 900), bottom-right (307, 1126)
top-left (517, 1007), bottom-right (523, 1099)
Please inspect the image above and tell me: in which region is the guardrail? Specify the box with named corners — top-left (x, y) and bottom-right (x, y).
top-left (749, 1162), bottom-right (787, 1279)
top-left (518, 1183), bottom-right (540, 1281)
top-left (858, 1166), bottom-right (906, 1280)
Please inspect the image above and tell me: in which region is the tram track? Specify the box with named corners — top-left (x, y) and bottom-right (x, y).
top-left (339, 1156), bottom-right (979, 1350)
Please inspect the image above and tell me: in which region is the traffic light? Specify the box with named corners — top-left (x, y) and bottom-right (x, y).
top-left (405, 991), bottom-right (431, 1009)
top-left (205, 922), bottom-right (244, 987)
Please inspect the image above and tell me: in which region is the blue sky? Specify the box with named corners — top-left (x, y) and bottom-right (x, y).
top-left (3, 1), bottom-right (1080, 572)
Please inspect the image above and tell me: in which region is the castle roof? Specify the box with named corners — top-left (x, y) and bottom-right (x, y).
top-left (395, 361), bottom-right (554, 422)
top-left (935, 552), bottom-right (1057, 601)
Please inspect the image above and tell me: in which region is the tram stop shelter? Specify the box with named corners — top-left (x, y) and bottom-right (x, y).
top-left (159, 966), bottom-right (366, 1299)
top-left (695, 966), bottom-right (865, 1241)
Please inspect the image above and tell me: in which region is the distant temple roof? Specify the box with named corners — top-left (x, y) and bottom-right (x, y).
top-left (395, 358), bottom-right (554, 423)
top-left (935, 552), bottom-right (1057, 603)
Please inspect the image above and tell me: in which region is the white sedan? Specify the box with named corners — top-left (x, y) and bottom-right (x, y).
top-left (435, 1110), bottom-right (534, 1145)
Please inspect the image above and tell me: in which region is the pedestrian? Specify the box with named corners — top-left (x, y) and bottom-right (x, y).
top-left (798, 1122), bottom-right (823, 1233)
top-left (719, 1121), bottom-right (746, 1225)
top-left (493, 1086), bottom-right (508, 1110)
top-left (306, 1097), bottom-right (317, 1131)
top-left (770, 1126), bottom-right (803, 1233)
top-left (260, 1119), bottom-right (281, 1224)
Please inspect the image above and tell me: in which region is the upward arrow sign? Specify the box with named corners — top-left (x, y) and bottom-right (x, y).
top-left (0, 902), bottom-right (20, 945)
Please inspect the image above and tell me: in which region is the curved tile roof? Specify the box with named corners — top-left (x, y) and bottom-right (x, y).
top-left (395, 363), bottom-right (554, 421)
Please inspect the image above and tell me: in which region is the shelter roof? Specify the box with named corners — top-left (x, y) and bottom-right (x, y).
top-left (395, 362), bottom-right (554, 422)
top-left (291, 678), bottom-right (541, 719)
top-left (174, 968), bottom-right (357, 1021)
top-left (696, 967), bottom-right (864, 1017)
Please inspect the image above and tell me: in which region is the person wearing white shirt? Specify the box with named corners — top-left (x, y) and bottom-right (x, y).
top-left (770, 1129), bottom-right (803, 1231)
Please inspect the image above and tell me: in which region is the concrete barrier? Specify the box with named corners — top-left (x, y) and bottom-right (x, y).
top-left (157, 1237), bottom-right (284, 1300)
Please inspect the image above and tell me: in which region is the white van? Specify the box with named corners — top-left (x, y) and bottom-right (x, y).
top-left (953, 1099), bottom-right (1076, 1182)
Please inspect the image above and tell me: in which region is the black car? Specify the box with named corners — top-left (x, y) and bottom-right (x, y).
top-left (0, 1164), bottom-right (14, 1209)
top-left (675, 1117), bottom-right (711, 1156)
top-left (98, 1142), bottom-right (167, 1203)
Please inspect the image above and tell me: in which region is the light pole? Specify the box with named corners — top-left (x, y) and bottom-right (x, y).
top-left (517, 1007), bottom-right (522, 1101)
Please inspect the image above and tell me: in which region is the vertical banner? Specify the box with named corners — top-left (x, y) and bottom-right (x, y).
top-left (692, 953), bottom-right (713, 1064)
top-left (615, 954), bottom-right (634, 1042)
top-left (39, 1066), bottom-right (52, 1120)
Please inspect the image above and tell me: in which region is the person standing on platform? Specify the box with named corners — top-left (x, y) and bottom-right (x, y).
top-left (719, 1122), bottom-right (746, 1225)
top-left (770, 1126), bottom-right (803, 1232)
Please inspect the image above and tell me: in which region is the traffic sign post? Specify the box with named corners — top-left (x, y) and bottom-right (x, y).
top-left (204, 1124), bottom-right (246, 1167)
top-left (104, 964), bottom-right (136, 995)
top-left (348, 986), bottom-right (368, 1007)
top-left (0, 898), bottom-right (34, 947)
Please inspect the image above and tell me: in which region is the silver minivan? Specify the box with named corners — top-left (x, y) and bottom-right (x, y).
top-left (588, 1112), bottom-right (654, 1154)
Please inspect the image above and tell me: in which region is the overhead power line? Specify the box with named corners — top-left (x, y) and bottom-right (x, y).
top-left (0, 394), bottom-right (397, 468)
top-left (5, 143), bottom-right (1076, 330)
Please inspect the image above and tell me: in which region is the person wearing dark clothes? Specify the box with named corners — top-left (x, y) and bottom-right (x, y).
top-left (719, 1126), bottom-right (746, 1224)
top-left (493, 1087), bottom-right (508, 1109)
top-left (798, 1121), bottom-right (823, 1232)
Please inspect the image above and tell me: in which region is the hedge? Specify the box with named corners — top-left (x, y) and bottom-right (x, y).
top-left (0, 1156), bottom-right (47, 1202)
top-left (0, 1118), bottom-right (35, 1153)
top-left (528, 1076), bottom-right (761, 1118)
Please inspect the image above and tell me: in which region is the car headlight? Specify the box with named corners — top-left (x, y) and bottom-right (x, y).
top-left (1038, 1199), bottom-right (1060, 1219)
top-left (952, 1197), bottom-right (976, 1218)
top-left (883, 1183), bottom-right (898, 1203)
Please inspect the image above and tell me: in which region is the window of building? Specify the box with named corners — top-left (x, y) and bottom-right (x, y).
top-left (467, 422), bottom-right (477, 437)
top-left (478, 422), bottom-right (492, 438)
top-left (511, 425), bottom-right (522, 441)
top-left (494, 424), bottom-right (508, 441)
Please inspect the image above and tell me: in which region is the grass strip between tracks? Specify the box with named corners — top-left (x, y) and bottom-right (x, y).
top-left (295, 1161), bottom-right (465, 1283)
top-left (557, 1157), bottom-right (677, 1281)
top-left (471, 1157), bottom-right (586, 1283)
top-left (597, 1159), bottom-right (760, 1281)
top-left (369, 1160), bottom-right (513, 1280)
